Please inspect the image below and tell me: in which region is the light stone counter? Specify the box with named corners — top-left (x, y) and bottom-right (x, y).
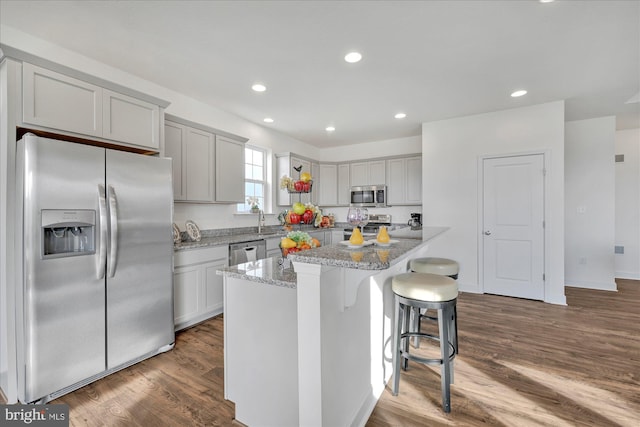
top-left (217, 257), bottom-right (296, 288)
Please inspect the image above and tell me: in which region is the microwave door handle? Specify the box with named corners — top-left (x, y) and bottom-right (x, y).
top-left (107, 185), bottom-right (119, 278)
top-left (97, 185), bottom-right (107, 279)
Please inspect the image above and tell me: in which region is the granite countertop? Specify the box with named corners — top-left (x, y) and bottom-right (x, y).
top-left (175, 222), bottom-right (423, 251)
top-left (287, 238), bottom-right (421, 270)
top-left (217, 256), bottom-right (297, 288)
top-left (174, 225), bottom-right (333, 251)
top-left (218, 226), bottom-right (449, 286)
top-left (288, 226), bottom-right (449, 271)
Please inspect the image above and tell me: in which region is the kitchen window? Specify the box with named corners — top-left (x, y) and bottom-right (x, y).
top-left (237, 146), bottom-right (266, 213)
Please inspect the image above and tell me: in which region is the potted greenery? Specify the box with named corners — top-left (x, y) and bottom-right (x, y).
top-left (247, 196), bottom-right (260, 213)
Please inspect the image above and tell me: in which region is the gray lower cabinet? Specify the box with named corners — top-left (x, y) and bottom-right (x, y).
top-left (265, 237), bottom-right (282, 259)
top-left (331, 229), bottom-right (344, 243)
top-left (165, 116), bottom-right (246, 203)
top-left (308, 230), bottom-right (326, 246)
top-left (173, 246), bottom-right (228, 331)
top-left (22, 62), bottom-right (161, 150)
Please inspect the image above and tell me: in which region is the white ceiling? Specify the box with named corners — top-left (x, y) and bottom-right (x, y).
top-left (1, 0), bottom-right (639, 148)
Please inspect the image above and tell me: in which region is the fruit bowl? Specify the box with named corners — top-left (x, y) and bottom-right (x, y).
top-left (280, 231), bottom-right (321, 257)
top-left (287, 180), bottom-right (313, 194)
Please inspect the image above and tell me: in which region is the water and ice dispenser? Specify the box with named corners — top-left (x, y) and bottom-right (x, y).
top-left (42, 210), bottom-right (96, 258)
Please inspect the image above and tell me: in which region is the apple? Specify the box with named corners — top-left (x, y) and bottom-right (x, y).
top-left (292, 202), bottom-right (306, 215)
top-left (289, 213), bottom-right (301, 224)
top-left (303, 182), bottom-right (311, 192)
top-left (302, 209), bottom-right (314, 224)
top-left (294, 181), bottom-right (304, 191)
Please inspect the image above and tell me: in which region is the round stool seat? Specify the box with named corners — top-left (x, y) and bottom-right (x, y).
top-left (392, 273), bottom-right (458, 302)
top-left (410, 257), bottom-right (459, 276)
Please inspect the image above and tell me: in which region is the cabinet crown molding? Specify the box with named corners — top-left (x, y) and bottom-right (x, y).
top-left (1, 43), bottom-right (170, 108)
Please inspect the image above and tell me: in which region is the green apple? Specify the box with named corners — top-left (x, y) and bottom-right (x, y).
top-left (292, 202), bottom-right (306, 215)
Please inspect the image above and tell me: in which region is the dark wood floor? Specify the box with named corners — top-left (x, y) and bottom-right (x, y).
top-left (11, 279), bottom-right (640, 426)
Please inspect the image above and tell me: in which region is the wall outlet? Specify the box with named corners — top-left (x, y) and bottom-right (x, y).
top-left (579, 257), bottom-right (587, 265)
top-left (615, 246), bottom-right (624, 254)
top-left (577, 206), bottom-right (586, 214)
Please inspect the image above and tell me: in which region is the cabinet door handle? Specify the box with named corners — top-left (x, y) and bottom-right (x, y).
top-left (484, 230), bottom-right (492, 236)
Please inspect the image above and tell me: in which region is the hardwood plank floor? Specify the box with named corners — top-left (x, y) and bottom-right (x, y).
top-left (7, 279), bottom-right (640, 426)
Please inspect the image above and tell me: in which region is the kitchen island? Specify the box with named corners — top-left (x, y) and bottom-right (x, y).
top-left (218, 227), bottom-right (448, 427)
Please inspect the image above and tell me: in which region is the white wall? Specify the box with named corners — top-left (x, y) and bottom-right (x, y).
top-left (422, 101), bottom-right (566, 305)
top-left (318, 135), bottom-right (421, 162)
top-left (615, 128), bottom-right (640, 279)
top-left (564, 118), bottom-right (616, 290)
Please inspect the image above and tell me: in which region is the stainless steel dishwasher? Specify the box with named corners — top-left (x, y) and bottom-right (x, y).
top-left (229, 240), bottom-right (266, 266)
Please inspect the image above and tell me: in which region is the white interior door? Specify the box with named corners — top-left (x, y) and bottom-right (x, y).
top-left (483, 154), bottom-right (545, 300)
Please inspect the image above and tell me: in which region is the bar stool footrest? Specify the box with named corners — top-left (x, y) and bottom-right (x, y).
top-left (400, 331), bottom-right (456, 366)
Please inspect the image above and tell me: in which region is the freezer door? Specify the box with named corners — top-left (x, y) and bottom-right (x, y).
top-left (105, 150), bottom-right (174, 368)
top-left (19, 136), bottom-right (106, 402)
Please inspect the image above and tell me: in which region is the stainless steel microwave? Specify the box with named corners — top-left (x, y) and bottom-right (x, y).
top-left (350, 185), bottom-right (387, 207)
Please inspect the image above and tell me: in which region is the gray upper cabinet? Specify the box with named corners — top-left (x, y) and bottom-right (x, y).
top-left (102, 89), bottom-right (160, 150)
top-left (23, 62), bottom-right (161, 151)
top-left (185, 127), bottom-right (215, 202)
top-left (318, 163), bottom-right (338, 206)
top-left (164, 121), bottom-right (187, 200)
top-left (311, 162), bottom-right (320, 205)
top-left (23, 62), bottom-right (103, 138)
top-left (215, 136), bottom-right (245, 203)
top-left (350, 160), bottom-right (386, 187)
top-left (337, 163), bottom-right (351, 206)
top-left (165, 115), bottom-right (247, 203)
top-left (276, 154), bottom-right (312, 206)
top-left (386, 155), bottom-right (422, 205)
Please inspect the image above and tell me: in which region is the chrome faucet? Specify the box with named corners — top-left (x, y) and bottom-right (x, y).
top-left (258, 209), bottom-right (266, 234)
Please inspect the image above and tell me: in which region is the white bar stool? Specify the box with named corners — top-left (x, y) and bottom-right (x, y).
top-left (409, 257), bottom-right (459, 350)
top-left (410, 257), bottom-right (459, 279)
top-left (391, 272), bottom-right (458, 413)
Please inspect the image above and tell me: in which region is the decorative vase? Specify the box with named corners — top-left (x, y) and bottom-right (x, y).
top-left (251, 207), bottom-right (260, 213)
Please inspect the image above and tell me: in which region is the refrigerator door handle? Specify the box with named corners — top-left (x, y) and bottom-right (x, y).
top-left (97, 184), bottom-right (108, 279)
top-left (107, 185), bottom-right (119, 278)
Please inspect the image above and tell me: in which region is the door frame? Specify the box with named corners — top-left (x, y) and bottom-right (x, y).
top-left (477, 149), bottom-right (550, 297)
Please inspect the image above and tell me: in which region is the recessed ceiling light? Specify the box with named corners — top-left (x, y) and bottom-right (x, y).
top-left (395, 113), bottom-right (407, 119)
top-left (511, 90), bottom-right (527, 97)
top-left (252, 83), bottom-right (266, 92)
top-left (539, 0), bottom-right (555, 3)
top-left (326, 126), bottom-right (336, 132)
top-left (344, 52), bottom-right (362, 63)
top-left (263, 118), bottom-right (274, 123)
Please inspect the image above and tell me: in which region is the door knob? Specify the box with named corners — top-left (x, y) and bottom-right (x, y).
top-left (484, 230), bottom-right (492, 235)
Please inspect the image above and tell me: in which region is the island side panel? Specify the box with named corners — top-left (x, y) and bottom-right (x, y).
top-left (223, 276), bottom-right (299, 426)
top-left (294, 242), bottom-right (431, 426)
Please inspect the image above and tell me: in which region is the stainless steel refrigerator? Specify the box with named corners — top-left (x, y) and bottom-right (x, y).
top-left (15, 134), bottom-right (175, 403)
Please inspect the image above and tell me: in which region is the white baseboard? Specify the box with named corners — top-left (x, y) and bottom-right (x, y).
top-left (615, 271), bottom-right (640, 280)
top-left (564, 280), bottom-right (617, 291)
